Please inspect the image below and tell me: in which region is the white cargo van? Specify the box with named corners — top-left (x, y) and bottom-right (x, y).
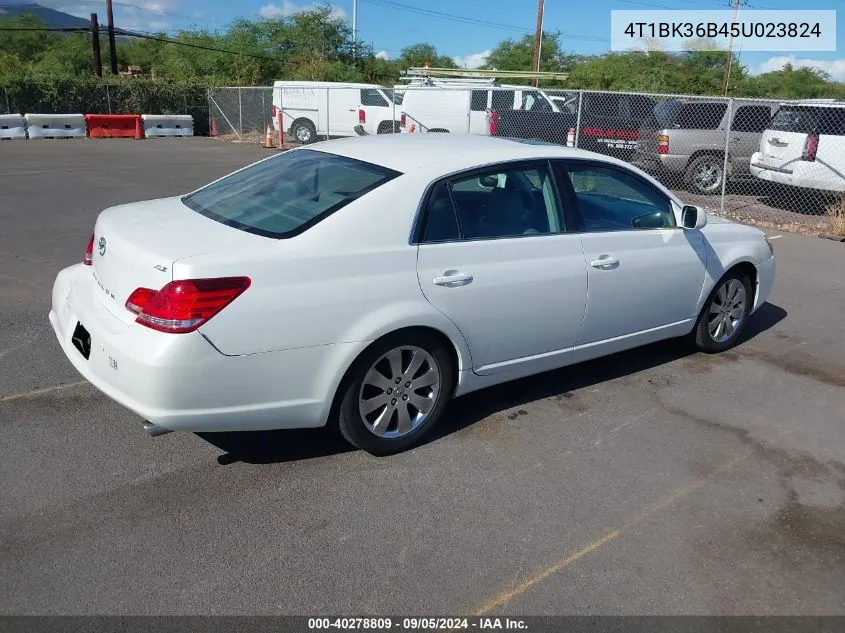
top-left (398, 80), bottom-right (559, 135)
top-left (271, 81), bottom-right (399, 144)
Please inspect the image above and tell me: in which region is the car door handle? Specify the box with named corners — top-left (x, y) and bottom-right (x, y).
top-left (590, 257), bottom-right (619, 269)
top-left (433, 272), bottom-right (473, 286)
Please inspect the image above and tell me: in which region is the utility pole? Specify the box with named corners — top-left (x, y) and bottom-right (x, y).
top-left (721, 0), bottom-right (744, 95)
top-left (105, 0), bottom-right (118, 75)
top-left (352, 0), bottom-right (358, 59)
top-left (530, 0), bottom-right (545, 87)
top-left (90, 13), bottom-right (102, 77)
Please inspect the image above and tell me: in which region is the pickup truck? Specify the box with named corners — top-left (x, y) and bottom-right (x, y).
top-left (490, 91), bottom-right (657, 160)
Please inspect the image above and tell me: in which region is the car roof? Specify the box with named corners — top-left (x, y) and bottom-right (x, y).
top-left (300, 134), bottom-right (600, 173)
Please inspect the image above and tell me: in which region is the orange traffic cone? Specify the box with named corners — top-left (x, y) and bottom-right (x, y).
top-left (408, 124), bottom-right (416, 134)
top-left (264, 126), bottom-right (274, 149)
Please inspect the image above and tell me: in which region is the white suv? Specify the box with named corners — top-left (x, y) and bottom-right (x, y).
top-left (750, 100), bottom-right (845, 192)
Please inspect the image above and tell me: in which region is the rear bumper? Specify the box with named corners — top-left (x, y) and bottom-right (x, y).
top-left (49, 264), bottom-right (366, 433)
top-left (631, 152), bottom-right (690, 174)
top-left (750, 152), bottom-right (845, 192)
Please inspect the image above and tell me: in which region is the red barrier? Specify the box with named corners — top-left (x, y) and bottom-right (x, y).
top-left (85, 114), bottom-right (143, 139)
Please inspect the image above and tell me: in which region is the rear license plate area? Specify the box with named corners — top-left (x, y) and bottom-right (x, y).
top-left (71, 321), bottom-right (91, 360)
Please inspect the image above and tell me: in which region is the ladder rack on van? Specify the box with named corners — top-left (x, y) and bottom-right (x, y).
top-left (402, 67), bottom-right (569, 82)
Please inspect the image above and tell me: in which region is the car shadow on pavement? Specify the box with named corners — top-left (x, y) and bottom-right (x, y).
top-left (199, 302), bottom-right (787, 465)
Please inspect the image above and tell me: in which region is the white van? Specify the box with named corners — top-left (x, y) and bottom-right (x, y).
top-left (271, 81), bottom-right (399, 144)
top-left (398, 81), bottom-right (559, 135)
top-left (750, 100), bottom-right (845, 192)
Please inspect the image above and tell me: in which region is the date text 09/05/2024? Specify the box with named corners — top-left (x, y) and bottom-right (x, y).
top-left (623, 22), bottom-right (822, 39)
top-left (307, 618), bottom-right (528, 630)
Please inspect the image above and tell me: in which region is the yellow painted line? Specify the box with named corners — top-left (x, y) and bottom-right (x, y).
top-left (473, 447), bottom-right (756, 616)
top-left (0, 380), bottom-right (89, 402)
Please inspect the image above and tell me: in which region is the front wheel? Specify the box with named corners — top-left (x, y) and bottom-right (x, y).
top-left (692, 271), bottom-right (752, 353)
top-left (337, 333), bottom-right (454, 455)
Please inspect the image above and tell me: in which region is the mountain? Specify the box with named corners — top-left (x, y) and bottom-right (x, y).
top-left (0, 2), bottom-right (90, 29)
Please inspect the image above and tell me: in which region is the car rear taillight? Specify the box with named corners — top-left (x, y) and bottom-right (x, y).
top-left (400, 113), bottom-right (406, 127)
top-left (358, 109), bottom-right (366, 124)
top-left (126, 277), bottom-right (251, 334)
top-left (83, 233), bottom-right (94, 266)
top-left (658, 134), bottom-right (670, 155)
top-left (802, 132), bottom-right (819, 161)
top-left (271, 105), bottom-right (278, 119)
top-left (489, 111), bottom-right (499, 135)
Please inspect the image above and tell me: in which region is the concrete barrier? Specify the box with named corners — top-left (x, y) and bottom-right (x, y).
top-left (0, 114), bottom-right (27, 139)
top-left (24, 113), bottom-right (86, 139)
top-left (142, 114), bottom-right (194, 137)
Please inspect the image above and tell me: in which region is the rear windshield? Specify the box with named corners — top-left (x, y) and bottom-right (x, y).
top-left (183, 149), bottom-right (401, 239)
top-left (384, 88), bottom-right (404, 105)
top-left (769, 105), bottom-right (845, 135)
top-left (661, 101), bottom-right (728, 130)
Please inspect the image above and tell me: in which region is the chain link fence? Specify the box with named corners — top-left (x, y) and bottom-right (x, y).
top-left (194, 84), bottom-right (845, 237)
top-left (0, 79), bottom-right (211, 135)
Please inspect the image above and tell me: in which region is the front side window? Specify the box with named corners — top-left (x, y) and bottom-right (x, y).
top-left (732, 106), bottom-right (772, 133)
top-left (183, 150), bottom-right (401, 238)
top-left (361, 89), bottom-right (389, 107)
top-left (563, 164), bottom-right (675, 232)
top-left (420, 164), bottom-right (563, 242)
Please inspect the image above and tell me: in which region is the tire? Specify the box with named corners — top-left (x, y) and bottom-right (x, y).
top-left (337, 332), bottom-right (455, 456)
top-left (685, 154), bottom-right (726, 195)
top-left (291, 119), bottom-right (316, 144)
top-left (692, 270), bottom-right (753, 353)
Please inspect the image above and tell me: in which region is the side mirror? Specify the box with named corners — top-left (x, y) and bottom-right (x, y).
top-left (682, 205), bottom-right (708, 230)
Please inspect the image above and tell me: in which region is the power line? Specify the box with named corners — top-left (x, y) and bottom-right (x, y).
top-left (0, 26), bottom-right (290, 63)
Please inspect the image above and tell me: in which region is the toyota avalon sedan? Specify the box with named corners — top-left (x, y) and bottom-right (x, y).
top-left (50, 134), bottom-right (776, 455)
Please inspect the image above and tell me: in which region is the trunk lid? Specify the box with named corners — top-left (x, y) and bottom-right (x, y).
top-left (91, 196), bottom-right (264, 323)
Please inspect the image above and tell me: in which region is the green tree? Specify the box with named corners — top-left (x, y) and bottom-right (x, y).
top-left (397, 43), bottom-right (456, 69)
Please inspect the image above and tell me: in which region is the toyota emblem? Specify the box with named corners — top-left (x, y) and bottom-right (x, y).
top-left (98, 236), bottom-right (107, 256)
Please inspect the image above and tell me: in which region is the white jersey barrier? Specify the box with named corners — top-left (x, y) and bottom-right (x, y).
top-left (0, 114), bottom-right (27, 139)
top-left (141, 114), bottom-right (194, 137)
top-left (24, 113), bottom-right (86, 139)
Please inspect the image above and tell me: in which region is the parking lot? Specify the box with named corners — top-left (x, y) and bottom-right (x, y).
top-left (1, 138), bottom-right (844, 615)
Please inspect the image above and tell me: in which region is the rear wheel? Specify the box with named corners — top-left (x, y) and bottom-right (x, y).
top-left (337, 332), bottom-right (454, 455)
top-left (291, 119), bottom-right (316, 144)
top-left (685, 154), bottom-right (725, 195)
top-left (692, 270), bottom-right (752, 353)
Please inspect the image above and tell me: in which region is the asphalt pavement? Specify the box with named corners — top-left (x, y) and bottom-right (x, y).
top-left (1, 138), bottom-right (844, 616)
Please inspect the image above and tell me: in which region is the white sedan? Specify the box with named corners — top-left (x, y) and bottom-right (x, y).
top-left (50, 134), bottom-right (776, 455)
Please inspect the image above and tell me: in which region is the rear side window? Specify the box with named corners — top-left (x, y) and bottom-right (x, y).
top-left (470, 90), bottom-right (488, 111)
top-left (183, 149), bottom-right (401, 239)
top-left (361, 89), bottom-right (389, 107)
top-left (520, 91), bottom-right (554, 112)
top-left (769, 106), bottom-right (845, 136)
top-left (668, 102), bottom-right (728, 130)
top-left (731, 106), bottom-right (772, 133)
top-left (491, 90), bottom-right (515, 111)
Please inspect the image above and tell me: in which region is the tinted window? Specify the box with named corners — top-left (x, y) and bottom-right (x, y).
top-left (421, 184), bottom-right (460, 242)
top-left (520, 91), bottom-right (554, 112)
top-left (666, 102), bottom-right (728, 129)
top-left (732, 106), bottom-right (772, 133)
top-left (769, 105), bottom-right (845, 135)
top-left (361, 89), bottom-right (389, 107)
top-left (384, 89), bottom-right (403, 105)
top-left (183, 150), bottom-right (401, 239)
top-left (470, 90), bottom-right (488, 112)
top-left (491, 90), bottom-right (515, 111)
top-left (565, 165), bottom-right (674, 232)
top-left (448, 165), bottom-right (562, 239)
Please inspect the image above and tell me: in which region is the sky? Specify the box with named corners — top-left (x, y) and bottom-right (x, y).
top-left (19, 0), bottom-right (845, 80)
